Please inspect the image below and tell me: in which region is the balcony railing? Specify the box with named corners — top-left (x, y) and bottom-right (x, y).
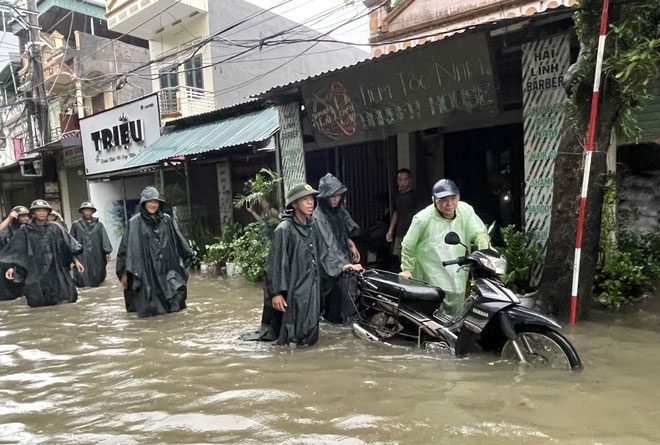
top-left (107, 0), bottom-right (208, 41)
top-left (158, 86), bottom-right (215, 119)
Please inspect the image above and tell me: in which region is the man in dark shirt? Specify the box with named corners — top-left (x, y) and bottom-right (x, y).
top-left (386, 168), bottom-right (423, 261)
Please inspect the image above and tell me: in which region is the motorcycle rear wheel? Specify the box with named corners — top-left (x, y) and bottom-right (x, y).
top-left (500, 327), bottom-right (582, 371)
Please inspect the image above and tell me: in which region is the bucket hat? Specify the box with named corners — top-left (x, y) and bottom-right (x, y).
top-left (29, 199), bottom-right (52, 213)
top-left (285, 183), bottom-right (319, 208)
top-left (79, 201), bottom-right (97, 213)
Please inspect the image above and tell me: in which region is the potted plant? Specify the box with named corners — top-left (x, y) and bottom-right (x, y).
top-left (497, 224), bottom-right (544, 308)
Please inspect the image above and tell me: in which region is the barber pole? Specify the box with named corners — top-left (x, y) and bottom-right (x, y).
top-left (570, 0), bottom-right (610, 325)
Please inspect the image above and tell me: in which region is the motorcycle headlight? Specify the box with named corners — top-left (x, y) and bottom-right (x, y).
top-left (477, 254), bottom-right (508, 275)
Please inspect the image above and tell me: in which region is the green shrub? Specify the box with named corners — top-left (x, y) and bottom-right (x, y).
top-left (230, 221), bottom-right (275, 282)
top-left (594, 179), bottom-right (660, 309)
top-left (204, 222), bottom-right (243, 266)
top-left (497, 225), bottom-right (544, 294)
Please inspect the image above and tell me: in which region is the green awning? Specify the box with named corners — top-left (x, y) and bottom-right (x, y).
top-left (126, 107), bottom-right (279, 168)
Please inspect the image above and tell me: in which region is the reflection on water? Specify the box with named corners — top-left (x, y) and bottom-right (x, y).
top-left (1, 271), bottom-right (659, 444)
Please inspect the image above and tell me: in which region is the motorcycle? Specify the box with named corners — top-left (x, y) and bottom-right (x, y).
top-left (351, 231), bottom-right (583, 371)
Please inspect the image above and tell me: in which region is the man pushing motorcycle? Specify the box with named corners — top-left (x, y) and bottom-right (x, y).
top-left (399, 179), bottom-right (490, 317)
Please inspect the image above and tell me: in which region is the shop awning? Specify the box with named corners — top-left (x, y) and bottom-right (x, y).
top-left (125, 107), bottom-right (279, 168)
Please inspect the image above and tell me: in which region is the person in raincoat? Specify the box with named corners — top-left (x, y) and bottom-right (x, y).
top-left (400, 179), bottom-right (489, 317)
top-left (70, 202), bottom-right (113, 287)
top-left (0, 205), bottom-right (31, 301)
top-left (243, 183), bottom-right (322, 346)
top-left (313, 173), bottom-right (362, 324)
top-left (1, 199), bottom-right (84, 307)
top-left (116, 186), bottom-right (194, 318)
top-left (48, 210), bottom-right (68, 230)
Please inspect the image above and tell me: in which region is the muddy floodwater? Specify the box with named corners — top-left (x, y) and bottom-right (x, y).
top-left (1, 271), bottom-right (659, 444)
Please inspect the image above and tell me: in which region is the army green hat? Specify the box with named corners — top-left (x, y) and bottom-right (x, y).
top-left (11, 205), bottom-right (29, 215)
top-left (79, 201), bottom-right (97, 213)
top-left (29, 199), bottom-right (52, 213)
top-left (285, 183), bottom-right (319, 208)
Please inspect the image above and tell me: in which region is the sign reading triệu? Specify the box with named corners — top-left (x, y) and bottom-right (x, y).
top-left (522, 33), bottom-right (570, 256)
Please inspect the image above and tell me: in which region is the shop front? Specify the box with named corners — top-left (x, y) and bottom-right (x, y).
top-left (80, 94), bottom-right (162, 250)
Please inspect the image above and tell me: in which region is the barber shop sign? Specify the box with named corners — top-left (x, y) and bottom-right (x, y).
top-left (80, 94), bottom-right (161, 175)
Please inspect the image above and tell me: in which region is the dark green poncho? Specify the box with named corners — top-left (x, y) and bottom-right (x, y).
top-left (313, 173), bottom-right (360, 324)
top-left (245, 212), bottom-right (321, 346)
top-left (0, 221), bottom-right (82, 307)
top-left (0, 222), bottom-right (27, 301)
top-left (116, 189), bottom-right (193, 318)
top-left (70, 217), bottom-right (112, 287)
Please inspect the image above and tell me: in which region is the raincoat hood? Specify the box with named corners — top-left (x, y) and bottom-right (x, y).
top-left (317, 173), bottom-right (347, 199)
top-left (140, 186), bottom-right (166, 207)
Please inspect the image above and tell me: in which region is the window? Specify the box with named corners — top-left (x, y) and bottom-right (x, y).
top-left (184, 55), bottom-right (204, 90)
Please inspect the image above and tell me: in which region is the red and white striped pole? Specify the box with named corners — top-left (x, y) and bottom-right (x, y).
top-left (569, 0), bottom-right (610, 325)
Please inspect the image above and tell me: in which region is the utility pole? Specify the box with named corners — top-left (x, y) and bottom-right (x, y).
top-left (26, 0), bottom-right (49, 147)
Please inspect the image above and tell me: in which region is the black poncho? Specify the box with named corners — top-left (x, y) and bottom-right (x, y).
top-left (0, 221), bottom-right (82, 307)
top-left (0, 222), bottom-right (26, 301)
top-left (245, 212), bottom-right (321, 346)
top-left (70, 217), bottom-right (113, 287)
top-left (313, 173), bottom-right (360, 323)
top-left (116, 202), bottom-right (193, 318)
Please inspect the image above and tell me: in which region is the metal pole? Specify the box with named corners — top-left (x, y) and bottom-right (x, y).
top-left (569, 0), bottom-right (610, 325)
top-left (26, 0), bottom-right (50, 146)
top-left (121, 178), bottom-right (128, 224)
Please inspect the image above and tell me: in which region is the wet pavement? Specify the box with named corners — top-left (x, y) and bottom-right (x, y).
top-left (1, 271), bottom-right (659, 444)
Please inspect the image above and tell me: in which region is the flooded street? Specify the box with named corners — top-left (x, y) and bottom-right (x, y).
top-left (1, 270), bottom-right (660, 444)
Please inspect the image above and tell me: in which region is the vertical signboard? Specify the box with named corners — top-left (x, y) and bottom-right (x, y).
top-left (278, 103), bottom-right (307, 192)
top-left (522, 33), bottom-right (570, 258)
top-left (216, 161), bottom-right (233, 229)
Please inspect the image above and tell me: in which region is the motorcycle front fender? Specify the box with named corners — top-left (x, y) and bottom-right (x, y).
top-left (505, 305), bottom-right (562, 330)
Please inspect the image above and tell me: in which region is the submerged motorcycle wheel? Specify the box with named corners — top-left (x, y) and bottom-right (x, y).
top-left (500, 327), bottom-right (582, 371)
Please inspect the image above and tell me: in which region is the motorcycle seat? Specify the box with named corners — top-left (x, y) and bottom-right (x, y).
top-left (364, 271), bottom-right (445, 303)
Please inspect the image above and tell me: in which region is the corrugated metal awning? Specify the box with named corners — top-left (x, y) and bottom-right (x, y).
top-left (125, 107), bottom-right (279, 168)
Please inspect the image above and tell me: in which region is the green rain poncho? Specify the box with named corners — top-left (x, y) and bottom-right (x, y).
top-left (70, 217), bottom-right (112, 287)
top-left (400, 201), bottom-right (489, 315)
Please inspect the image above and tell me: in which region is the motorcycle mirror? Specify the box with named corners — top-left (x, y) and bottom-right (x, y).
top-left (444, 231), bottom-right (461, 245)
top-left (487, 221), bottom-right (497, 235)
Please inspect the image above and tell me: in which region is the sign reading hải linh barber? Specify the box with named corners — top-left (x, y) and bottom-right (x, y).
top-left (301, 32), bottom-right (499, 148)
top-left (522, 33), bottom-right (570, 270)
top-left (278, 103), bottom-right (307, 192)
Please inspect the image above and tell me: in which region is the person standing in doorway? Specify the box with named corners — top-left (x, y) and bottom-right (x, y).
top-left (70, 202), bottom-right (113, 288)
top-left (399, 179), bottom-right (489, 317)
top-left (1, 199), bottom-right (84, 307)
top-left (385, 168), bottom-right (423, 269)
top-left (116, 186), bottom-right (194, 318)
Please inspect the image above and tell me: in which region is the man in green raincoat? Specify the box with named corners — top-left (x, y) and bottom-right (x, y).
top-left (400, 179), bottom-right (489, 317)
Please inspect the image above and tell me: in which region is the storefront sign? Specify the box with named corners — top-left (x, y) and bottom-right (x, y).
top-left (278, 103), bottom-right (307, 191)
top-left (301, 32), bottom-right (498, 148)
top-left (80, 94), bottom-right (161, 175)
top-left (63, 146), bottom-right (84, 168)
top-left (522, 33), bottom-right (570, 254)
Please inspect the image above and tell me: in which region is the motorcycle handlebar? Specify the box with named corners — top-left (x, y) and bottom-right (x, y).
top-left (442, 257), bottom-right (469, 267)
